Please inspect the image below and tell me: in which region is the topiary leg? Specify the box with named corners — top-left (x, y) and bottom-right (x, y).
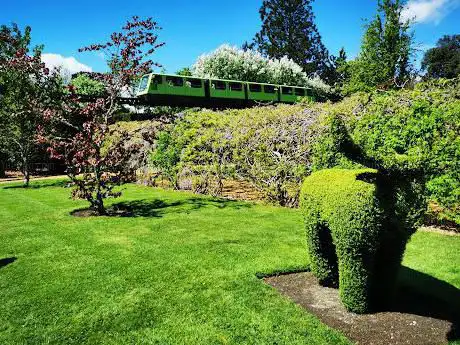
top-left (336, 249), bottom-right (374, 313)
top-left (333, 219), bottom-right (380, 314)
top-left (304, 211), bottom-right (339, 287)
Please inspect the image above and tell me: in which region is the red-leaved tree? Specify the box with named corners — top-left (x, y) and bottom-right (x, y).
top-left (40, 16), bottom-right (164, 214)
top-left (0, 25), bottom-right (63, 186)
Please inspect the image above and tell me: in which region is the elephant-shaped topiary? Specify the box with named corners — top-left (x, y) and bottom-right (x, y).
top-left (300, 117), bottom-right (426, 314)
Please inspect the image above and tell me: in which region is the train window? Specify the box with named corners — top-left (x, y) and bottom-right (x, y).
top-left (213, 81), bottom-right (227, 90)
top-left (294, 88), bottom-right (305, 96)
top-left (282, 87), bottom-right (293, 95)
top-left (166, 76), bottom-right (184, 87)
top-left (264, 85), bottom-right (276, 94)
top-left (249, 84), bottom-right (262, 92)
top-left (153, 75), bottom-right (163, 84)
top-left (229, 82), bottom-right (243, 91)
top-left (138, 75), bottom-right (150, 92)
top-left (186, 78), bottom-right (202, 88)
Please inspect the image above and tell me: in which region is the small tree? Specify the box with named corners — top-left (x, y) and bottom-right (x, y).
top-left (0, 24), bottom-right (63, 186)
top-left (342, 0), bottom-right (414, 94)
top-left (42, 16), bottom-right (164, 215)
top-left (422, 35), bottom-right (460, 79)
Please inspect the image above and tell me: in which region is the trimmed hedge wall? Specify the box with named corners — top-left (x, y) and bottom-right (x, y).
top-left (300, 168), bottom-right (421, 313)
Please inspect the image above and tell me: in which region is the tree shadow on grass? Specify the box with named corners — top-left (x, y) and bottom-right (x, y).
top-left (391, 266), bottom-right (460, 341)
top-left (71, 196), bottom-right (253, 218)
top-left (2, 180), bottom-right (69, 189)
top-left (0, 257), bottom-right (17, 269)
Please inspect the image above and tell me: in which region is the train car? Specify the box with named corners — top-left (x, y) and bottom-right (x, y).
top-left (136, 73), bottom-right (315, 107)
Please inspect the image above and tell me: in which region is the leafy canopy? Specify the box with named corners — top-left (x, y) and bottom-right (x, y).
top-left (341, 0), bottom-right (414, 95)
top-left (422, 35), bottom-right (460, 79)
top-left (0, 23), bottom-right (63, 186)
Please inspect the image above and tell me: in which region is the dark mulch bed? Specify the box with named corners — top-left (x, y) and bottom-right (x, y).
top-left (265, 271), bottom-right (460, 345)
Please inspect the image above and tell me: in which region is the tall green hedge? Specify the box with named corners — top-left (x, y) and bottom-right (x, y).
top-left (300, 168), bottom-right (422, 313)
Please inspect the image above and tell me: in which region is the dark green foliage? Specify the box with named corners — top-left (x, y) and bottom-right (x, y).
top-left (0, 153), bottom-right (5, 177)
top-left (0, 23), bottom-right (33, 176)
top-left (300, 168), bottom-right (423, 313)
top-left (252, 0), bottom-right (330, 78)
top-left (324, 47), bottom-right (348, 88)
top-left (341, 0), bottom-right (414, 94)
top-left (175, 67), bottom-right (192, 76)
top-left (422, 35), bottom-right (460, 79)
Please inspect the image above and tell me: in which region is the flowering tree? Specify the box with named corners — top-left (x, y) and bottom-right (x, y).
top-left (41, 16), bottom-right (164, 215)
top-left (0, 24), bottom-right (63, 186)
top-left (192, 44), bottom-right (331, 95)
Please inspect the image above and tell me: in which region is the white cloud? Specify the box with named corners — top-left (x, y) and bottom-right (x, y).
top-left (41, 53), bottom-right (92, 82)
top-left (401, 0), bottom-right (460, 24)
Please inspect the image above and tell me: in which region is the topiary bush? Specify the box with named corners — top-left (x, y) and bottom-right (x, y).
top-left (312, 78), bottom-right (460, 226)
top-left (300, 168), bottom-right (423, 313)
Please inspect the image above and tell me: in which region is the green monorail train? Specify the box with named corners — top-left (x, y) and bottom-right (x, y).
top-left (136, 73), bottom-right (315, 107)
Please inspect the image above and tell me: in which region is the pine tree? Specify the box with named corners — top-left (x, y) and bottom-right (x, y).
top-left (253, 0), bottom-right (329, 78)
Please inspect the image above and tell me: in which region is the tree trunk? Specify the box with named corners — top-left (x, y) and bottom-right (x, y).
top-left (93, 165), bottom-right (106, 215)
top-left (22, 157), bottom-right (30, 187)
top-left (23, 169), bottom-right (30, 186)
top-left (93, 194), bottom-right (106, 215)
top-left (0, 160), bottom-right (5, 178)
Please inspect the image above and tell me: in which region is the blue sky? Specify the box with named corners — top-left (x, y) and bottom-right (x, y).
top-left (1, 0), bottom-right (459, 75)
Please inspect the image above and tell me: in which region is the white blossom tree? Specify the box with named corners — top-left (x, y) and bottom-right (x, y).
top-left (192, 44), bottom-right (331, 95)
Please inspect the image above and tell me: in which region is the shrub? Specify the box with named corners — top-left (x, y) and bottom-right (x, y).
top-left (150, 105), bottom-right (321, 205)
top-left (300, 168), bottom-right (422, 313)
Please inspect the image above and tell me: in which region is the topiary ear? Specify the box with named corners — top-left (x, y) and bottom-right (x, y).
top-left (329, 114), bottom-right (380, 170)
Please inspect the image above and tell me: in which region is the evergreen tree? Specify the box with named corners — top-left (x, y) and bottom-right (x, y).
top-left (422, 35), bottom-right (460, 79)
top-left (322, 47), bottom-right (348, 87)
top-left (343, 0), bottom-right (414, 94)
top-left (252, 0), bottom-right (329, 78)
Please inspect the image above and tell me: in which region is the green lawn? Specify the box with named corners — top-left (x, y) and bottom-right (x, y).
top-left (1, 180), bottom-right (459, 344)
